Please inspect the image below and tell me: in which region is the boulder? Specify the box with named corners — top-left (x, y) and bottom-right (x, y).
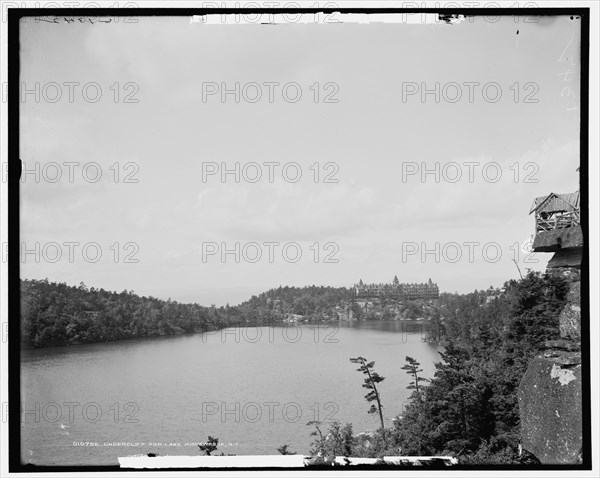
top-left (547, 248), bottom-right (582, 269)
top-left (518, 353), bottom-right (582, 464)
top-left (566, 280), bottom-right (581, 304)
top-left (546, 266), bottom-right (581, 282)
top-left (543, 339), bottom-right (580, 352)
top-left (559, 303), bottom-right (581, 340)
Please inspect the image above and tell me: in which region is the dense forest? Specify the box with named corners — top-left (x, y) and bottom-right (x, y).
top-left (20, 279), bottom-right (297, 348)
top-left (300, 270), bottom-right (569, 464)
top-left (19, 280), bottom-right (352, 348)
top-left (242, 285), bottom-right (352, 321)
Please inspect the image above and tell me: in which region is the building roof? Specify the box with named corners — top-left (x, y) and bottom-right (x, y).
top-left (529, 191), bottom-right (580, 215)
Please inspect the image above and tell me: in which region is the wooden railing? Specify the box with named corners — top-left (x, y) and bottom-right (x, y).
top-left (535, 210), bottom-right (580, 233)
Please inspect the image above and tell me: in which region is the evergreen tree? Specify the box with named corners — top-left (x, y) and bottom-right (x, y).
top-left (401, 356), bottom-right (429, 398)
top-left (349, 356), bottom-right (386, 433)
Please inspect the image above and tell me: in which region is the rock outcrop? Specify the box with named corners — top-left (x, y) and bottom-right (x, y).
top-left (518, 352), bottom-right (582, 463)
top-left (517, 222), bottom-right (583, 464)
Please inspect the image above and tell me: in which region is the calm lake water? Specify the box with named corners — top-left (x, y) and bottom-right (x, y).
top-left (21, 321), bottom-right (441, 465)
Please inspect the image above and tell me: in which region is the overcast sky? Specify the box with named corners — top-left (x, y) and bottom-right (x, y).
top-left (19, 14), bottom-right (581, 306)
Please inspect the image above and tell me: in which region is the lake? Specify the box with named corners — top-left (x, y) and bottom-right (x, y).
top-left (20, 321), bottom-right (441, 466)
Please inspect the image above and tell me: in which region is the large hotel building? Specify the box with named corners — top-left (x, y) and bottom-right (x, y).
top-left (354, 276), bottom-right (439, 300)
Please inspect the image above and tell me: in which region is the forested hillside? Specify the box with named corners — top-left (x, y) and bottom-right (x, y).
top-left (19, 280), bottom-right (352, 348)
top-left (20, 279), bottom-right (257, 348)
top-left (240, 285), bottom-right (352, 321)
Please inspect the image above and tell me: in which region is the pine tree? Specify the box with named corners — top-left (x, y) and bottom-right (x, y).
top-left (349, 356), bottom-right (386, 432)
top-left (306, 420), bottom-right (325, 455)
top-left (401, 356), bottom-right (429, 397)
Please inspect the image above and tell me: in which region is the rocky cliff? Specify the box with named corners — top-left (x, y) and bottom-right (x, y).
top-left (517, 226), bottom-right (583, 464)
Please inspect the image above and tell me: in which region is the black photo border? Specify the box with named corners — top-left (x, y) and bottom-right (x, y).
top-left (7, 5), bottom-right (592, 473)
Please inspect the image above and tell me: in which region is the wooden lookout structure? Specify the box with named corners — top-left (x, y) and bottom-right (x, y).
top-left (529, 191), bottom-right (580, 234)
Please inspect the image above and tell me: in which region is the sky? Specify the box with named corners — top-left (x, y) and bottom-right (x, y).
top-left (19, 14), bottom-right (582, 306)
